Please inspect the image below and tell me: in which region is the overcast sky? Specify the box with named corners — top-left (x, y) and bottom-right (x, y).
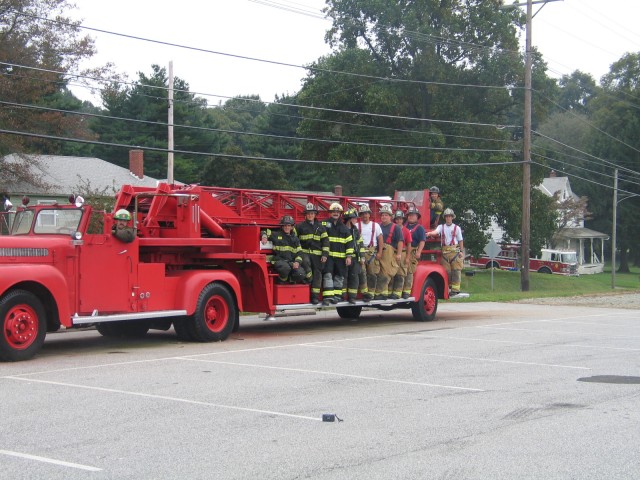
top-left (69, 0), bottom-right (640, 106)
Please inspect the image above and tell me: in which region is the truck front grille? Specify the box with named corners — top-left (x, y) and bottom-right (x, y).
top-left (0, 248), bottom-right (49, 257)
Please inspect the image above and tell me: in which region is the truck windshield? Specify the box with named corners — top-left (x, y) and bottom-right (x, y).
top-left (10, 208), bottom-right (83, 235)
top-left (562, 253), bottom-right (577, 263)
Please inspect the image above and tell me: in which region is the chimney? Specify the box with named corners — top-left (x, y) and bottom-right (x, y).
top-left (334, 185), bottom-right (343, 196)
top-left (549, 170), bottom-right (557, 178)
top-left (129, 150), bottom-right (144, 179)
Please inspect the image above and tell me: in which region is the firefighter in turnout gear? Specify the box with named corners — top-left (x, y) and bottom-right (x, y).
top-left (295, 203), bottom-right (329, 304)
top-left (374, 205), bottom-right (404, 300)
top-left (112, 209), bottom-right (135, 243)
top-left (355, 204), bottom-right (383, 301)
top-left (429, 186), bottom-right (444, 229)
top-left (261, 216), bottom-right (306, 284)
top-left (426, 208), bottom-right (464, 295)
top-left (390, 210), bottom-right (412, 299)
top-left (343, 208), bottom-right (367, 304)
top-left (402, 206), bottom-right (427, 298)
top-left (322, 203), bottom-right (354, 305)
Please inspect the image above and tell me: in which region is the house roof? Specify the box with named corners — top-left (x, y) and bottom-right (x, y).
top-left (556, 227), bottom-right (609, 240)
top-left (3, 154), bottom-right (159, 195)
top-left (538, 176), bottom-right (579, 201)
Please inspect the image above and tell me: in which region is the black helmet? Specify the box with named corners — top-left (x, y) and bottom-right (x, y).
top-left (406, 206), bottom-right (421, 219)
top-left (304, 202), bottom-right (317, 213)
top-left (429, 186), bottom-right (440, 194)
top-left (280, 215), bottom-right (295, 225)
top-left (394, 210), bottom-right (405, 219)
top-left (343, 208), bottom-right (358, 220)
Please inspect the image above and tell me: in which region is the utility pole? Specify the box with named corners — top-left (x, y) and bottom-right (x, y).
top-left (168, 60), bottom-right (174, 184)
top-left (521, 0), bottom-right (533, 292)
top-left (612, 169), bottom-right (617, 289)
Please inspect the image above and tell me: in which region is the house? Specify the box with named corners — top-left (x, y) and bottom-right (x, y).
top-left (2, 150), bottom-right (159, 204)
top-left (540, 171), bottom-right (608, 274)
top-left (1, 151), bottom-right (161, 235)
top-left (481, 171), bottom-right (608, 274)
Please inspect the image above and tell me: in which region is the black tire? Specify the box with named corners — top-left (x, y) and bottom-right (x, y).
top-left (96, 321), bottom-right (150, 338)
top-left (189, 283), bottom-right (236, 342)
top-left (537, 267), bottom-right (552, 274)
top-left (411, 277), bottom-right (438, 322)
top-left (486, 261), bottom-right (500, 269)
top-left (173, 316), bottom-right (196, 341)
top-left (336, 306), bottom-right (362, 319)
top-left (0, 290), bottom-right (47, 362)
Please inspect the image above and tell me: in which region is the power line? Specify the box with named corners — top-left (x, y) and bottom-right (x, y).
top-left (0, 100), bottom-right (518, 154)
top-left (1, 61), bottom-right (520, 130)
top-left (531, 160), bottom-right (637, 195)
top-left (11, 10), bottom-right (523, 93)
top-left (0, 128), bottom-right (525, 168)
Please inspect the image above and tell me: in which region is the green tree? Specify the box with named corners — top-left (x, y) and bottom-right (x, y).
top-left (296, 0), bottom-right (557, 254)
top-left (0, 0), bottom-right (96, 187)
top-left (92, 65), bottom-right (224, 182)
top-left (589, 52), bottom-right (640, 272)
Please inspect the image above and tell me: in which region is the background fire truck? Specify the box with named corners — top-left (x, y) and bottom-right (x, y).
top-left (469, 244), bottom-right (578, 275)
top-left (0, 184), bottom-right (450, 361)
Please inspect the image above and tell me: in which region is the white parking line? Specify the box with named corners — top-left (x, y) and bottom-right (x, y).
top-left (5, 377), bottom-right (321, 422)
top-left (401, 333), bottom-right (640, 352)
top-left (303, 344), bottom-right (591, 370)
top-left (175, 357), bottom-right (485, 392)
top-left (0, 449), bottom-right (101, 472)
top-left (478, 326), bottom-right (640, 339)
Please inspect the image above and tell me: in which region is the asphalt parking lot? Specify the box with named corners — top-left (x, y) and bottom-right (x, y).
top-left (1, 301), bottom-right (639, 479)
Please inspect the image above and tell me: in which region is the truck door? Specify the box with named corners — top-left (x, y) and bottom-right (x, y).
top-left (77, 234), bottom-right (138, 314)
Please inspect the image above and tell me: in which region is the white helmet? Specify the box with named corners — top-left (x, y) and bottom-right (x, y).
top-left (379, 205), bottom-right (393, 215)
top-left (329, 202), bottom-right (343, 212)
top-left (443, 208), bottom-right (455, 219)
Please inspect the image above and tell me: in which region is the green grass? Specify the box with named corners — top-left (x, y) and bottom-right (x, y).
top-left (457, 265), bottom-right (640, 302)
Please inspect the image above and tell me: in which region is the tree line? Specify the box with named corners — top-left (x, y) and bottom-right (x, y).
top-left (1, 0), bottom-right (638, 270)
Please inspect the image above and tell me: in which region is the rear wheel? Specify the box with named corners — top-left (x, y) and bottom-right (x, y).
top-left (411, 277), bottom-right (438, 322)
top-left (486, 261), bottom-right (500, 269)
top-left (96, 321), bottom-right (150, 338)
top-left (336, 306), bottom-right (362, 319)
top-left (0, 290), bottom-right (47, 362)
top-left (189, 283), bottom-right (236, 342)
top-left (537, 267), bottom-right (552, 274)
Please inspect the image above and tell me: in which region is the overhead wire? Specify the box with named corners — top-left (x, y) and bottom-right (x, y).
top-left (1, 61), bottom-right (520, 130)
top-left (0, 128), bottom-right (525, 168)
top-left (2, 68), bottom-right (522, 150)
top-left (0, 100), bottom-right (519, 154)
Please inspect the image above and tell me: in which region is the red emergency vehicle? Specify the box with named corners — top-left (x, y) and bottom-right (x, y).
top-left (469, 244), bottom-right (578, 275)
top-left (0, 184), bottom-right (450, 361)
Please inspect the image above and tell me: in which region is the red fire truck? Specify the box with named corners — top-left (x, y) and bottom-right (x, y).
top-left (0, 184), bottom-right (450, 361)
top-left (469, 244), bottom-right (578, 275)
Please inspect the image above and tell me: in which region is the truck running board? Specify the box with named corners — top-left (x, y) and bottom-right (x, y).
top-left (72, 310), bottom-right (187, 325)
top-left (263, 297), bottom-right (417, 320)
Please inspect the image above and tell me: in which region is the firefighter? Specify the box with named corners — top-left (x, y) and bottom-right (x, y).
top-left (343, 208), bottom-right (366, 304)
top-left (390, 210), bottom-right (412, 299)
top-left (426, 208), bottom-right (464, 295)
top-left (295, 203), bottom-right (329, 304)
top-left (112, 209), bottom-right (135, 243)
top-left (356, 204), bottom-right (383, 301)
top-left (374, 205), bottom-right (404, 300)
top-left (321, 203), bottom-right (354, 305)
top-left (402, 206), bottom-right (427, 299)
top-left (429, 186), bottom-right (444, 229)
top-left (261, 215), bottom-right (306, 284)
